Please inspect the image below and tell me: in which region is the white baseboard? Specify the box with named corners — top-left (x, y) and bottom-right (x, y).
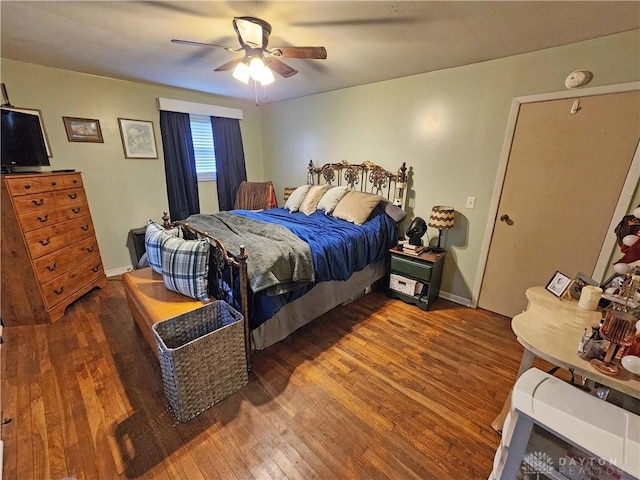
top-left (439, 290), bottom-right (472, 307)
top-left (106, 265), bottom-right (133, 277)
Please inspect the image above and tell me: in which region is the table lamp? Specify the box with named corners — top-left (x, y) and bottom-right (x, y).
top-left (428, 206), bottom-right (455, 253)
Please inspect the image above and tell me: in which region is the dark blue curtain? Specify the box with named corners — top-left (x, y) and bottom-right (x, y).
top-left (159, 110), bottom-right (200, 221)
top-left (211, 116), bottom-right (247, 211)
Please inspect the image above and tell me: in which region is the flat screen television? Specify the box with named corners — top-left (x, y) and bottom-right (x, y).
top-left (1, 108), bottom-right (50, 173)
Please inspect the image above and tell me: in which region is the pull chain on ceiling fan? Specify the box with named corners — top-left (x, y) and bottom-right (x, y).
top-left (172, 16), bottom-right (327, 87)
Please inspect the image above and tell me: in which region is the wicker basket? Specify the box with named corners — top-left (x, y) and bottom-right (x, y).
top-left (152, 301), bottom-right (248, 423)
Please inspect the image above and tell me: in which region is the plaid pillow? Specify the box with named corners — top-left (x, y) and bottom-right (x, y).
top-left (160, 235), bottom-right (210, 301)
top-left (144, 221), bottom-right (182, 274)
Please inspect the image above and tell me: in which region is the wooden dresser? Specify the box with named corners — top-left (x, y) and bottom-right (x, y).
top-left (1, 172), bottom-right (107, 326)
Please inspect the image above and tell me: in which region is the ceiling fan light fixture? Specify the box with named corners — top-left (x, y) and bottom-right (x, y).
top-left (260, 66), bottom-right (275, 86)
top-left (232, 61), bottom-right (250, 84)
top-left (248, 57), bottom-right (266, 81)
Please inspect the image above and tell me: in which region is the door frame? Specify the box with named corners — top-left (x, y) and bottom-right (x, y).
top-left (472, 81), bottom-right (640, 308)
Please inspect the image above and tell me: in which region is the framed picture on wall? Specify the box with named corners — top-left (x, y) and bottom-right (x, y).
top-left (118, 118), bottom-right (158, 159)
top-left (63, 117), bottom-right (103, 143)
top-left (546, 271), bottom-right (572, 297)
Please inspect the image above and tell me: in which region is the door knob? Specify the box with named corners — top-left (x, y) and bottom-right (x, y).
top-left (500, 214), bottom-right (514, 225)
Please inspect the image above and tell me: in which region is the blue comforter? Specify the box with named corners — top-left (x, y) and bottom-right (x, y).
top-left (232, 206), bottom-right (397, 327)
top-left (233, 206), bottom-right (396, 283)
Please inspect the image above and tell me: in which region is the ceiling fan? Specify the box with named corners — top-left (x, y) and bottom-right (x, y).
top-left (171, 16), bottom-right (327, 85)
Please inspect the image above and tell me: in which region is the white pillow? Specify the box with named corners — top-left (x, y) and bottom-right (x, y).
top-left (284, 185), bottom-right (311, 212)
top-left (317, 186), bottom-right (349, 214)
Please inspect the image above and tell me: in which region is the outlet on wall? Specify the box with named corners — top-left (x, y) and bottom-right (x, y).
top-left (466, 196), bottom-right (476, 209)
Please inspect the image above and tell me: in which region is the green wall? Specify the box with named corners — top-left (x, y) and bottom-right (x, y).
top-left (0, 59), bottom-right (264, 273)
top-left (259, 30), bottom-right (640, 304)
top-left (2, 29), bottom-right (639, 303)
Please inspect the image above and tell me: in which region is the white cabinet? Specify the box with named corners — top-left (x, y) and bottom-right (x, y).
top-left (490, 368), bottom-right (639, 480)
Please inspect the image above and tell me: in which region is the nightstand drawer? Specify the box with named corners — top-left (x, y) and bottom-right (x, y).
top-left (391, 255), bottom-right (432, 282)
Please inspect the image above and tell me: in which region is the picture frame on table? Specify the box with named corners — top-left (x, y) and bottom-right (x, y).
top-left (63, 117), bottom-right (103, 143)
top-left (118, 118), bottom-right (158, 159)
top-left (5, 107), bottom-right (53, 157)
top-left (569, 272), bottom-right (599, 300)
top-left (546, 271), bottom-right (572, 297)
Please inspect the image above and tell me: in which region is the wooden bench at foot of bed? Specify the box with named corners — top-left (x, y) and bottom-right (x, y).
top-left (122, 267), bottom-right (211, 357)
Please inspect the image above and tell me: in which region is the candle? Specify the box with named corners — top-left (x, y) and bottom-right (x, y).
top-left (578, 285), bottom-right (602, 310)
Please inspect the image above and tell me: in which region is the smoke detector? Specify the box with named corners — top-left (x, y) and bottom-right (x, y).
top-left (565, 70), bottom-right (593, 89)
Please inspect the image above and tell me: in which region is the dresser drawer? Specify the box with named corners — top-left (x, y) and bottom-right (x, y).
top-left (12, 192), bottom-right (56, 215)
top-left (41, 257), bottom-right (105, 309)
top-left (63, 173), bottom-right (83, 189)
top-left (55, 188), bottom-right (87, 208)
top-left (24, 215), bottom-right (95, 259)
top-left (4, 175), bottom-right (67, 196)
top-left (17, 207), bottom-right (63, 232)
top-left (33, 236), bottom-right (101, 284)
top-left (59, 201), bottom-right (90, 222)
top-left (391, 255), bottom-right (432, 282)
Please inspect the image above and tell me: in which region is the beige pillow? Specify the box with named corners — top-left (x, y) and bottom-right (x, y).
top-left (332, 191), bottom-right (382, 225)
top-left (284, 184), bottom-right (311, 212)
top-left (299, 185), bottom-right (329, 215)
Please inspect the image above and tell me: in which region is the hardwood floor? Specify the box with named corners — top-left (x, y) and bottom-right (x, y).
top-left (1, 278), bottom-right (528, 479)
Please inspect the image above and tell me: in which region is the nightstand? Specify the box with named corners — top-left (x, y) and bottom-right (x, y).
top-left (387, 247), bottom-right (445, 310)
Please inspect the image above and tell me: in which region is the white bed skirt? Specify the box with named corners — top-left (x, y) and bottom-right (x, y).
top-left (251, 260), bottom-right (387, 350)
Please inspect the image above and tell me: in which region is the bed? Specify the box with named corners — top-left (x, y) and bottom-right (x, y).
top-left (135, 160), bottom-right (408, 363)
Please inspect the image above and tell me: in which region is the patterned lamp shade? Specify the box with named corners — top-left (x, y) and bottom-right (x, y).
top-left (428, 206), bottom-right (455, 252)
top-left (428, 206), bottom-right (455, 230)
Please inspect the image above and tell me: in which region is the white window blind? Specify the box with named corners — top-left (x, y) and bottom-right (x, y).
top-left (189, 114), bottom-right (216, 182)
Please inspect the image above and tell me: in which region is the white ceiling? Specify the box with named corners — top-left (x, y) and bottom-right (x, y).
top-left (2, 1), bottom-right (639, 104)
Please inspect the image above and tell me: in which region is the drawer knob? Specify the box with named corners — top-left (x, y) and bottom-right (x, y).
top-left (24, 184), bottom-right (31, 190)
top-left (39, 237), bottom-right (51, 246)
top-left (32, 199), bottom-right (44, 206)
top-left (73, 179), bottom-right (78, 184)
top-left (46, 262), bottom-right (57, 272)
top-left (72, 207), bottom-right (81, 214)
top-left (68, 193), bottom-right (78, 200)
top-left (81, 225), bottom-right (89, 231)
top-left (54, 286), bottom-right (64, 295)
top-left (37, 214), bottom-right (49, 223)
top-left (86, 246), bottom-right (94, 253)
top-left (51, 181), bottom-right (57, 186)
top-left (92, 266), bottom-right (99, 273)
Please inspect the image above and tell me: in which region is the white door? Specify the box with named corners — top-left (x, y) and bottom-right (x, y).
top-left (479, 91), bottom-right (640, 318)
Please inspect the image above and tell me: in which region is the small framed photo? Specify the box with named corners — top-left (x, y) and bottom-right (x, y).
top-left (118, 118), bottom-right (158, 159)
top-left (6, 107), bottom-right (52, 157)
top-left (63, 117), bottom-right (103, 143)
top-left (546, 271), bottom-right (572, 297)
top-left (569, 272), bottom-right (599, 300)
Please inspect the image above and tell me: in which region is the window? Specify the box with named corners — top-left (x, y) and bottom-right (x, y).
top-left (189, 114), bottom-right (216, 181)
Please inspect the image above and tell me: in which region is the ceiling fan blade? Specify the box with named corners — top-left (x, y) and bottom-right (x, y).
top-left (233, 16), bottom-right (271, 49)
top-left (270, 46), bottom-right (327, 59)
top-left (264, 57), bottom-right (298, 78)
top-left (171, 39), bottom-right (236, 51)
top-left (214, 59), bottom-right (242, 72)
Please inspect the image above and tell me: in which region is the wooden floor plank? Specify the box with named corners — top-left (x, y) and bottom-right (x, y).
top-left (1, 278), bottom-right (527, 479)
